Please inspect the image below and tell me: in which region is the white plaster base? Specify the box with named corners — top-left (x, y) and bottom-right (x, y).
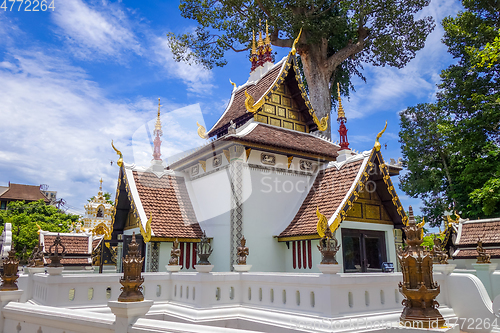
top-left (472, 262), bottom-right (498, 273)
top-left (166, 265), bottom-right (182, 272)
top-left (433, 264), bottom-right (456, 275)
top-left (317, 264), bottom-right (342, 274)
top-left (108, 300), bottom-right (153, 329)
top-left (233, 264), bottom-right (252, 272)
top-left (194, 265), bottom-right (214, 273)
top-left (46, 267), bottom-right (64, 275)
top-left (0, 290), bottom-right (23, 304)
top-left (26, 267), bottom-right (45, 275)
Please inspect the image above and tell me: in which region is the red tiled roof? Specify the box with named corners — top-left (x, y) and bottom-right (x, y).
top-left (208, 64), bottom-right (283, 136)
top-left (279, 160), bottom-right (364, 238)
top-left (457, 221), bottom-right (500, 246)
top-left (453, 248), bottom-right (500, 259)
top-left (227, 123), bottom-right (339, 159)
top-left (0, 183), bottom-right (49, 203)
top-left (133, 171), bottom-right (203, 239)
top-left (44, 235), bottom-right (90, 254)
top-left (46, 258), bottom-right (90, 265)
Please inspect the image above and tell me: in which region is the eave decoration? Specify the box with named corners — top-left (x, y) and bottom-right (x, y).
top-left (244, 90), bottom-right (266, 114)
top-left (139, 213), bottom-right (152, 243)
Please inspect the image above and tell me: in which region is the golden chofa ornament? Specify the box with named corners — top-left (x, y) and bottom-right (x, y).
top-left (118, 232), bottom-right (145, 302)
top-left (398, 206), bottom-right (445, 328)
top-left (1, 247), bottom-right (19, 291)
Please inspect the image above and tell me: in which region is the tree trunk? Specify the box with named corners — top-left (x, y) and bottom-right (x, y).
top-left (300, 48), bottom-right (332, 139)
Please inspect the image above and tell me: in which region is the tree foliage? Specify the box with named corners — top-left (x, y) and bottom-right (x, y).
top-left (168, 0), bottom-right (434, 137)
top-left (88, 192), bottom-right (114, 206)
top-left (0, 200), bottom-right (78, 259)
top-left (399, 0), bottom-right (500, 227)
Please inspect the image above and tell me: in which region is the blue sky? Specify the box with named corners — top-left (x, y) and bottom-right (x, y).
top-left (0, 0), bottom-right (461, 222)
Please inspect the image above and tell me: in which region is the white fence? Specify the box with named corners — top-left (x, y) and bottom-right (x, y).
top-left (1, 269), bottom-right (499, 333)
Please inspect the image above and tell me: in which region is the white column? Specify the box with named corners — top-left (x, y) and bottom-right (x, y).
top-left (108, 300), bottom-right (153, 332)
top-left (0, 290), bottom-right (23, 333)
top-left (472, 263), bottom-right (498, 299)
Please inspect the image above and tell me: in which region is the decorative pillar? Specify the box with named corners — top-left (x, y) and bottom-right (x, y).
top-left (398, 206), bottom-right (445, 328)
top-left (0, 247), bottom-right (23, 333)
top-left (229, 145), bottom-right (245, 270)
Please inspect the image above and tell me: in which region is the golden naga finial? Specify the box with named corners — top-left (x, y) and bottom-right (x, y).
top-left (374, 121), bottom-right (387, 151)
top-left (139, 213), bottom-right (152, 243)
top-left (264, 20), bottom-right (271, 45)
top-left (291, 27), bottom-right (302, 55)
top-left (418, 216), bottom-right (426, 239)
top-left (197, 121), bottom-right (209, 139)
top-left (312, 113), bottom-right (329, 132)
top-left (111, 140), bottom-right (123, 167)
top-left (229, 79), bottom-right (237, 90)
top-left (244, 90), bottom-right (266, 113)
top-left (36, 222), bottom-right (41, 235)
top-left (316, 207), bottom-right (329, 238)
top-left (337, 82), bottom-right (346, 120)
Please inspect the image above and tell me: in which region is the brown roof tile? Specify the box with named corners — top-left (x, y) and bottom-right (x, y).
top-left (208, 64), bottom-right (283, 136)
top-left (44, 235), bottom-right (90, 254)
top-left (46, 258), bottom-right (90, 265)
top-left (0, 183), bottom-right (49, 203)
top-left (133, 172), bottom-right (203, 239)
top-left (457, 221), bottom-right (500, 246)
top-left (279, 159), bottom-right (363, 237)
top-left (453, 248), bottom-right (500, 259)
top-left (229, 124), bottom-right (339, 159)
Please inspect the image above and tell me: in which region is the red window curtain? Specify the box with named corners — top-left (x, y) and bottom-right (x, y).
top-left (292, 241), bottom-right (296, 269)
top-left (302, 240), bottom-right (307, 269)
top-left (297, 241), bottom-right (302, 269)
top-left (307, 240), bottom-right (312, 269)
top-left (192, 242), bottom-right (197, 266)
top-left (179, 242), bottom-right (184, 268)
top-left (185, 242), bottom-right (191, 269)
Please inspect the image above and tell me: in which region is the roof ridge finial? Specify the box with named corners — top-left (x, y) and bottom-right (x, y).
top-left (99, 178), bottom-right (103, 192)
top-left (258, 19), bottom-right (264, 47)
top-left (265, 20), bottom-right (271, 45)
top-left (251, 30), bottom-right (257, 55)
top-left (337, 82), bottom-right (346, 121)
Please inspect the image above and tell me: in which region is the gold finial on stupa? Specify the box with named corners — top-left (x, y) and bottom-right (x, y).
top-left (99, 178), bottom-right (103, 191)
top-left (258, 19), bottom-right (264, 47)
top-left (264, 20), bottom-right (271, 45)
top-left (337, 82), bottom-right (346, 121)
top-left (155, 98), bottom-right (162, 133)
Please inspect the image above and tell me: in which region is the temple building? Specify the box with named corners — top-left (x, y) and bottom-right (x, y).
top-left (82, 179), bottom-right (114, 231)
top-left (111, 25), bottom-right (406, 273)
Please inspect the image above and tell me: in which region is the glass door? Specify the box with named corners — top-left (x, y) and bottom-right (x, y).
top-left (341, 229), bottom-right (387, 273)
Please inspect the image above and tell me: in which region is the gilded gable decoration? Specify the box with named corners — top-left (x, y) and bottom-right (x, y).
top-left (288, 156), bottom-right (293, 169)
top-left (199, 160), bottom-right (207, 172)
top-left (244, 90), bottom-right (267, 114)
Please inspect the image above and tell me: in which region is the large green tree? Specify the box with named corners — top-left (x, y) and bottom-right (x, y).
top-left (0, 200), bottom-right (78, 259)
top-left (399, 0), bottom-right (500, 227)
top-left (168, 0), bottom-right (434, 137)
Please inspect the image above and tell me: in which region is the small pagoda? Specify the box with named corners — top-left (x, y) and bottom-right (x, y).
top-left (398, 206), bottom-right (445, 328)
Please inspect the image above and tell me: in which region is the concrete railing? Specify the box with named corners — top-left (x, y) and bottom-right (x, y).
top-left (1, 269), bottom-right (498, 333)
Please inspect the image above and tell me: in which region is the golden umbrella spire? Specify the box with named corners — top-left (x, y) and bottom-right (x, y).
top-left (264, 20), bottom-right (271, 45)
top-left (155, 98), bottom-right (162, 134)
top-left (257, 19), bottom-right (264, 47)
top-left (251, 30), bottom-right (257, 55)
top-left (337, 82), bottom-right (346, 121)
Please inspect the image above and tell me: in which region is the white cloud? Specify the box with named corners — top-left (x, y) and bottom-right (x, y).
top-left (0, 49), bottom-right (188, 211)
top-left (153, 36), bottom-right (214, 94)
top-left (51, 0), bottom-right (140, 59)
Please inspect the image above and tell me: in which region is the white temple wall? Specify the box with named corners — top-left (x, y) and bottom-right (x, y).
top-left (184, 170), bottom-right (232, 272)
top-left (158, 242), bottom-right (173, 272)
top-left (240, 167), bottom-right (314, 272)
